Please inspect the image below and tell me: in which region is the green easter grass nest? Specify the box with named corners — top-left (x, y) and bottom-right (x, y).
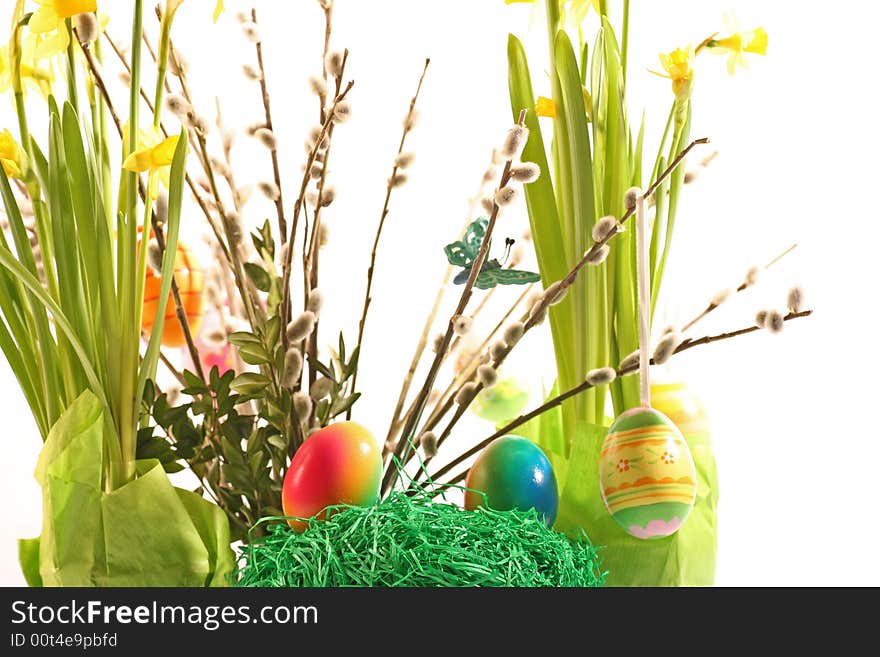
top-left (234, 489), bottom-right (606, 587)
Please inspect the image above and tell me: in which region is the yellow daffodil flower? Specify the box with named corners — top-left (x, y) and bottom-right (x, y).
top-left (123, 130), bottom-right (180, 199)
top-left (652, 46), bottom-right (695, 101)
top-left (0, 40), bottom-right (54, 95)
top-left (123, 133), bottom-right (179, 174)
top-left (703, 13), bottom-right (768, 75)
top-left (535, 96), bottom-right (557, 119)
top-left (28, 0), bottom-right (98, 58)
top-left (707, 27), bottom-right (767, 74)
top-left (0, 129), bottom-right (23, 178)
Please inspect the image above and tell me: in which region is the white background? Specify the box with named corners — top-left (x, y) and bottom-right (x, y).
top-left (2, 0), bottom-right (878, 586)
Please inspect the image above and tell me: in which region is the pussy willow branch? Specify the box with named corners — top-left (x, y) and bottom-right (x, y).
top-left (250, 8), bottom-right (287, 243)
top-left (429, 309), bottom-right (813, 489)
top-left (278, 79), bottom-right (355, 352)
top-left (302, 51), bottom-right (348, 397)
top-left (348, 58), bottom-right (430, 419)
top-left (383, 148), bottom-right (506, 452)
top-left (400, 139), bottom-right (710, 481)
top-left (381, 109), bottom-right (529, 495)
top-left (681, 243), bottom-right (797, 333)
top-left (78, 34), bottom-right (206, 382)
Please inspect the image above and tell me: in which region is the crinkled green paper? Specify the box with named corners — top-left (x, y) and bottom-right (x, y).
top-left (19, 391), bottom-right (234, 587)
top-left (517, 412), bottom-right (718, 587)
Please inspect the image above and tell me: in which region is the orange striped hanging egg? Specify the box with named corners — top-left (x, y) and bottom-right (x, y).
top-left (598, 407), bottom-right (697, 540)
top-left (142, 239), bottom-right (205, 347)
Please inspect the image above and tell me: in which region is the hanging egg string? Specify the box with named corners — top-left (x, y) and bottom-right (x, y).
top-left (596, 191), bottom-right (698, 540)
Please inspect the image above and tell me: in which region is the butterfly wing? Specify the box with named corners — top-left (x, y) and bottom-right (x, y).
top-left (445, 217), bottom-right (490, 268)
top-left (487, 268), bottom-right (541, 287)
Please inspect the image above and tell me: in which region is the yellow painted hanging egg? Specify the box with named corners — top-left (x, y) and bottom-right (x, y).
top-left (598, 407), bottom-right (697, 540)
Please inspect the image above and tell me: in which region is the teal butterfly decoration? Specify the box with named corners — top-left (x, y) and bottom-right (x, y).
top-left (444, 217), bottom-right (540, 290)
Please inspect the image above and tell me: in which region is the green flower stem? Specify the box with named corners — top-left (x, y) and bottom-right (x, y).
top-left (65, 18), bottom-right (79, 112)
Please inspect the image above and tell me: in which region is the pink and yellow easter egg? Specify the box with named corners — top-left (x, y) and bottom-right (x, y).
top-left (598, 407), bottom-right (696, 540)
top-left (281, 422), bottom-right (382, 532)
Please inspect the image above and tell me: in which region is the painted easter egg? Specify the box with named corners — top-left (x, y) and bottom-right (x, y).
top-left (282, 422), bottom-right (382, 532)
top-left (464, 435), bottom-right (558, 525)
top-left (142, 239), bottom-right (205, 347)
top-left (599, 407), bottom-right (697, 540)
top-left (471, 378), bottom-right (530, 424)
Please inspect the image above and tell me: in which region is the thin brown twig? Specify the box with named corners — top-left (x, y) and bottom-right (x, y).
top-left (680, 243), bottom-right (798, 333)
top-left (429, 309), bottom-right (813, 488)
top-left (382, 149), bottom-right (505, 452)
top-left (250, 8), bottom-right (287, 243)
top-left (348, 58), bottom-right (430, 419)
top-left (381, 109), bottom-right (529, 495)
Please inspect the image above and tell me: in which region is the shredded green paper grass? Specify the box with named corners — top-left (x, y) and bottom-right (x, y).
top-left (234, 490), bottom-right (605, 587)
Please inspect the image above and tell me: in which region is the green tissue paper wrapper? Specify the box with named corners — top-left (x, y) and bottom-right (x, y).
top-left (19, 391), bottom-right (234, 587)
top-left (516, 396), bottom-right (718, 587)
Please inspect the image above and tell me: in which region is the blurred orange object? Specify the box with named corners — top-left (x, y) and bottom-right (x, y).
top-left (142, 239), bottom-right (205, 347)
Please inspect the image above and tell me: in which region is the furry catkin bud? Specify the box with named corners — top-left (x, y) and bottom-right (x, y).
top-left (503, 322), bottom-right (524, 346)
top-left (490, 341), bottom-right (507, 361)
top-left (165, 93), bottom-right (191, 116)
top-left (246, 122), bottom-right (265, 137)
top-left (307, 288), bottom-right (324, 315)
top-left (318, 223), bottom-right (330, 248)
top-left (118, 70), bottom-right (131, 86)
top-left (292, 391), bottom-right (312, 421)
top-left (480, 197), bottom-right (495, 214)
top-left (189, 113), bottom-right (210, 135)
top-left (755, 310), bottom-right (768, 328)
top-left (419, 431), bottom-right (438, 459)
top-left (282, 348), bottom-right (303, 388)
top-left (309, 163), bottom-right (324, 179)
top-left (403, 109), bottom-right (420, 130)
top-left (787, 286), bottom-right (804, 313)
top-left (477, 364), bottom-right (499, 388)
top-left (745, 266), bottom-right (761, 287)
top-left (241, 22), bottom-right (261, 43)
top-left (169, 51), bottom-right (189, 76)
top-left (586, 244), bottom-right (610, 265)
top-left (257, 181), bottom-right (281, 201)
top-left (309, 75), bottom-right (328, 97)
top-left (765, 309), bottom-right (785, 334)
top-left (389, 172), bottom-right (408, 188)
top-left (500, 125), bottom-right (529, 159)
top-left (318, 185), bottom-right (336, 207)
top-left (494, 186), bottom-right (518, 207)
top-left (624, 186), bottom-right (641, 211)
top-left (311, 377), bottom-right (333, 400)
top-left (586, 367), bottom-right (617, 386)
top-left (156, 192), bottom-right (169, 224)
top-left (394, 152), bottom-right (415, 169)
top-left (432, 333), bottom-right (445, 353)
top-left (653, 332), bottom-right (682, 365)
top-left (528, 298), bottom-right (547, 325)
top-left (286, 311), bottom-right (317, 342)
top-left (146, 240), bottom-right (163, 275)
top-left (452, 315), bottom-right (473, 336)
top-left (306, 191), bottom-right (319, 208)
top-left (711, 288), bottom-right (733, 307)
top-left (332, 100), bottom-right (353, 123)
top-left (592, 215), bottom-right (618, 242)
top-left (454, 382), bottom-right (478, 406)
top-left (509, 162), bottom-right (540, 183)
top-left (482, 167), bottom-right (497, 184)
top-left (242, 63), bottom-right (262, 80)
top-left (325, 50), bottom-right (344, 78)
top-left (74, 12), bottom-right (99, 43)
top-left (308, 125), bottom-right (329, 149)
top-left (619, 350), bottom-right (641, 370)
top-left (541, 281), bottom-right (568, 306)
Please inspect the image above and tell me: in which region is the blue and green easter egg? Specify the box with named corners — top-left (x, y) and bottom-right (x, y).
top-left (598, 407), bottom-right (696, 540)
top-left (464, 435), bottom-right (558, 525)
top-left (470, 377), bottom-right (530, 424)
